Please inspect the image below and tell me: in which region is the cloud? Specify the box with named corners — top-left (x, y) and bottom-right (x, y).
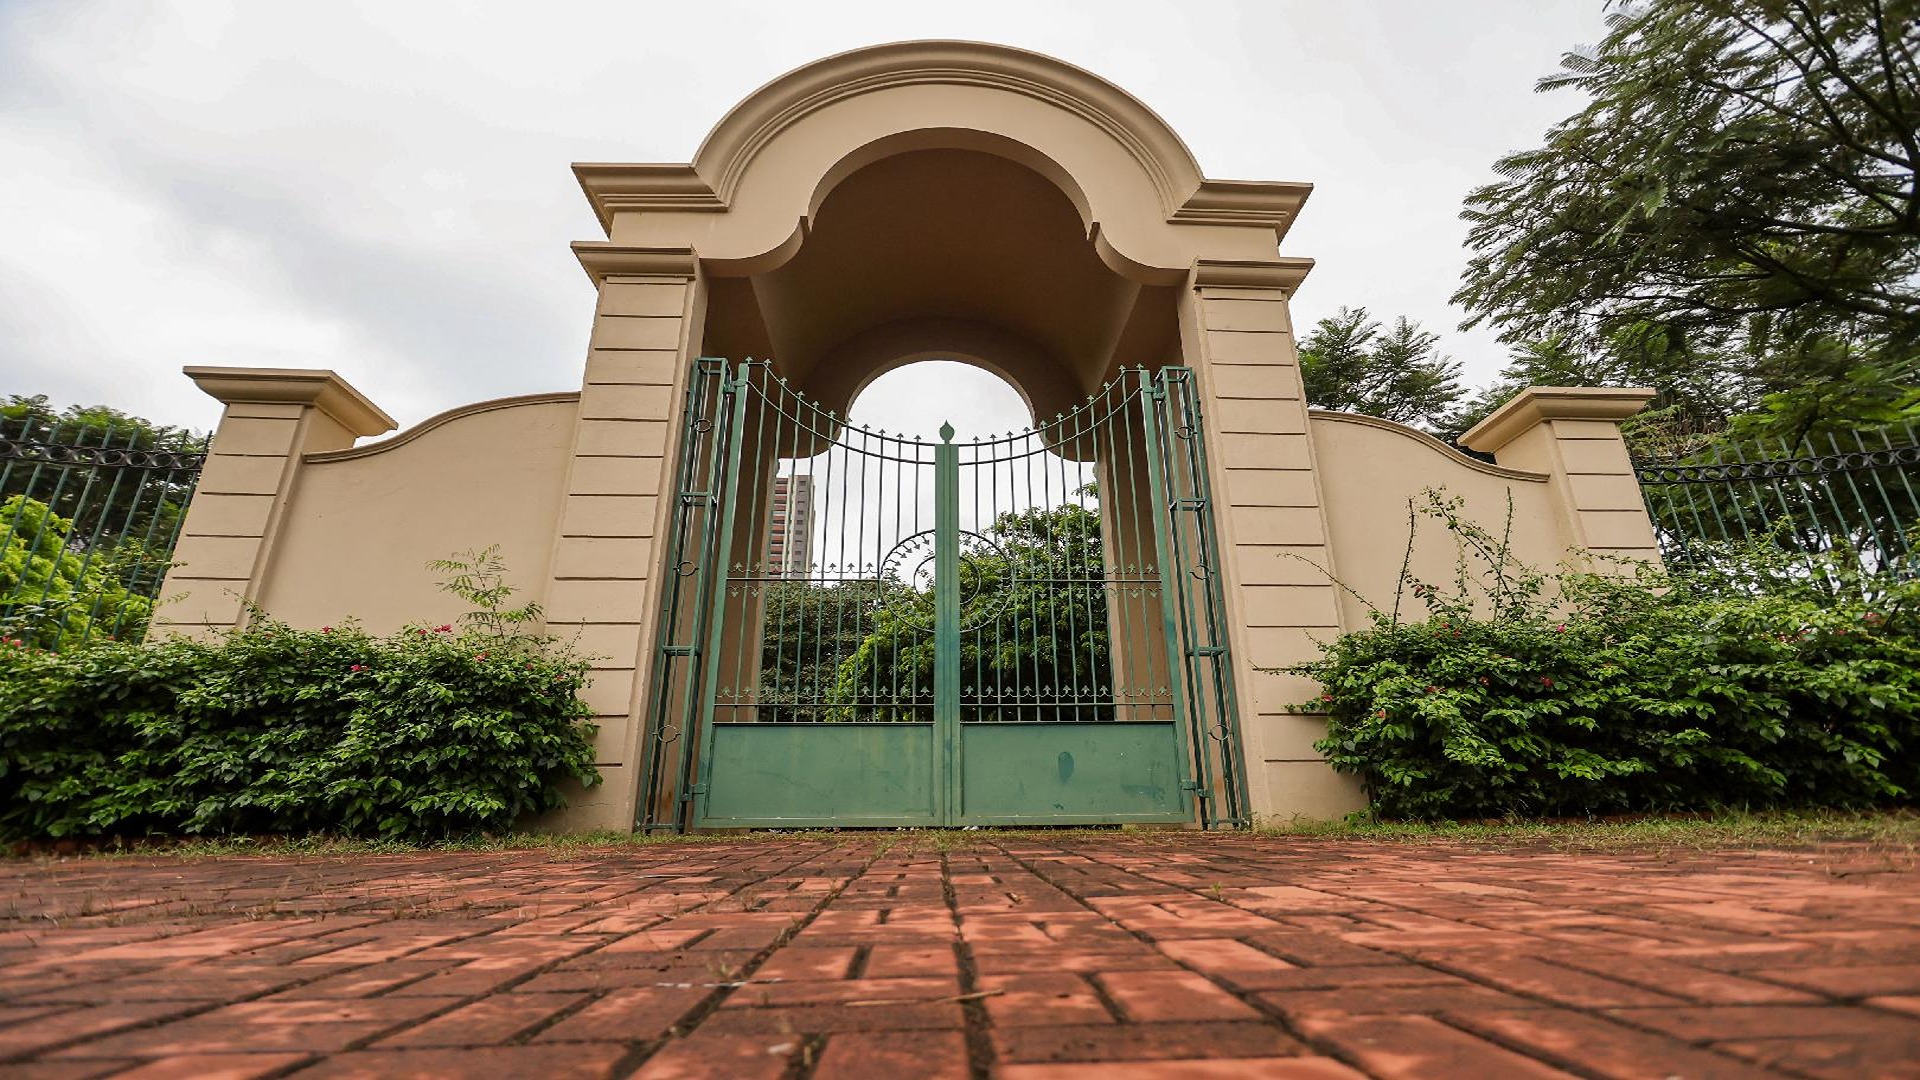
top-left (0, 0), bottom-right (1608, 433)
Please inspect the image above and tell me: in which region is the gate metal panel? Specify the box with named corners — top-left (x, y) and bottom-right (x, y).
top-left (640, 359), bottom-right (1247, 830)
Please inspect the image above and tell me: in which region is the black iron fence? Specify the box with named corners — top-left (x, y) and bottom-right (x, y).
top-left (0, 413), bottom-right (206, 648)
top-left (1634, 421), bottom-right (1920, 582)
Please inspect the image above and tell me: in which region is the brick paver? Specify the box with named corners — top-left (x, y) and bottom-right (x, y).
top-left (3, 834), bottom-right (1918, 1077)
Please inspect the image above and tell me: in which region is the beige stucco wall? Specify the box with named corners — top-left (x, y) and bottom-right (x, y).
top-left (252, 395), bottom-right (577, 632)
top-left (1309, 411), bottom-right (1560, 628)
top-left (156, 42), bottom-right (1663, 833)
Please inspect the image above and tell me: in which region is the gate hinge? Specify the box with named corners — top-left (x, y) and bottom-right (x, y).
top-left (682, 784), bottom-right (709, 798)
top-left (1179, 780), bottom-right (1205, 791)
top-left (663, 645), bottom-right (697, 657)
top-left (1191, 645), bottom-right (1227, 658)
top-left (679, 492), bottom-right (714, 506)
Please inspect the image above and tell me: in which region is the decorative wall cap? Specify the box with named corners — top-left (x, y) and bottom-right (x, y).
top-left (1192, 258), bottom-right (1314, 292)
top-left (306, 392), bottom-right (581, 463)
top-left (572, 243), bottom-right (700, 282)
top-left (1459, 386), bottom-right (1657, 455)
top-left (183, 366), bottom-right (396, 437)
top-left (572, 41), bottom-right (1311, 239)
top-left (1308, 409), bottom-right (1550, 482)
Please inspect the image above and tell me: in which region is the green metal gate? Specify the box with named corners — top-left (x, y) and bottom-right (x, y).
top-left (638, 359), bottom-right (1248, 830)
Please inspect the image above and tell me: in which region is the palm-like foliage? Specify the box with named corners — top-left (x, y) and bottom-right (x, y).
top-left (1453, 1), bottom-right (1920, 437)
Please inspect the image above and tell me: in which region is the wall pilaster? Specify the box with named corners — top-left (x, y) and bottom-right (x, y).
top-left (1178, 259), bottom-right (1366, 821)
top-left (1460, 387), bottom-right (1660, 562)
top-left (543, 244), bottom-right (707, 831)
top-left (153, 368), bottom-right (393, 638)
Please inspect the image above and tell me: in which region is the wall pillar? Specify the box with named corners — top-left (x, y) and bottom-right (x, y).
top-left (1459, 387), bottom-right (1660, 562)
top-left (153, 368), bottom-right (394, 638)
top-left (541, 244), bottom-right (708, 831)
top-left (1177, 259), bottom-right (1366, 821)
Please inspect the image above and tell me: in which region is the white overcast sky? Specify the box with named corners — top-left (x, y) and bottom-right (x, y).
top-left (0, 0), bottom-right (1611, 440)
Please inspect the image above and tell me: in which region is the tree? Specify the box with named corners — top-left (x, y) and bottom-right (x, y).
top-left (0, 496), bottom-right (154, 648)
top-left (1297, 307), bottom-right (1467, 432)
top-left (825, 502), bottom-right (1114, 722)
top-left (1435, 326), bottom-right (1758, 449)
top-left (754, 578), bottom-right (893, 721)
top-left (1453, 1), bottom-right (1920, 437)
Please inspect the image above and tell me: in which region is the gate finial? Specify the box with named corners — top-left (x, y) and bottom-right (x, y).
top-left (939, 422), bottom-right (955, 443)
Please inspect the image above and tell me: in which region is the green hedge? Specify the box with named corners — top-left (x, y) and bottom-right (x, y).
top-left (0, 620), bottom-right (600, 841)
top-left (1288, 493), bottom-right (1920, 819)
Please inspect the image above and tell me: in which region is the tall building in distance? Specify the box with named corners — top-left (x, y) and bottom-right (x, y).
top-left (766, 474), bottom-right (814, 578)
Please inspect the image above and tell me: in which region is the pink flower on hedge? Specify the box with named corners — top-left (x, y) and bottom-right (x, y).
top-left (321, 626), bottom-right (334, 634)
top-left (475, 652), bottom-right (490, 661)
top-left (1541, 676), bottom-right (1554, 687)
top-left (435, 624), bottom-right (452, 633)
top-left (349, 664), bottom-right (366, 673)
top-left (1555, 623), bottom-right (1567, 632)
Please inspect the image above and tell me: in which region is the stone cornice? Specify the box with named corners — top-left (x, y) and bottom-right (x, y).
top-left (572, 164), bottom-right (724, 233)
top-left (1170, 180), bottom-right (1312, 234)
top-left (184, 366), bottom-right (395, 437)
top-left (1191, 258), bottom-right (1315, 293)
top-left (1460, 386), bottom-right (1657, 455)
top-left (571, 243), bottom-right (700, 282)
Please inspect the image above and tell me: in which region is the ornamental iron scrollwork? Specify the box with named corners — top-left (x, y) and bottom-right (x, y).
top-left (0, 436), bottom-right (207, 471)
top-left (1635, 444), bottom-right (1920, 485)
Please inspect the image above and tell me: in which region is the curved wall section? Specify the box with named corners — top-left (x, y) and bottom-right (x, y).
top-left (1308, 411), bottom-right (1557, 630)
top-left (255, 397), bottom-right (578, 633)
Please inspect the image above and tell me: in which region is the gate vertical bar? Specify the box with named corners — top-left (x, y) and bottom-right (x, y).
top-left (1137, 370), bottom-right (1202, 821)
top-left (1167, 368), bottom-right (1251, 827)
top-left (691, 362), bottom-right (753, 824)
top-left (934, 421), bottom-right (961, 825)
top-left (637, 358), bottom-right (723, 831)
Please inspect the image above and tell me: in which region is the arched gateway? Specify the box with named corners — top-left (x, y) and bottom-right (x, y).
top-left (156, 43), bottom-right (1663, 830)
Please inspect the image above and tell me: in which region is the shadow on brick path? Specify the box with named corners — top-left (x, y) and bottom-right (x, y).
top-left (2, 834), bottom-right (1918, 1078)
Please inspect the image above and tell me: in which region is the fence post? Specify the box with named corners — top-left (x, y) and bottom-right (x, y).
top-left (1460, 386), bottom-right (1660, 563)
top-left (150, 367), bottom-right (394, 638)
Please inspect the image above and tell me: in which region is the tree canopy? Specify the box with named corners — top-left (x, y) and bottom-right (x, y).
top-left (1452, 0), bottom-right (1920, 437)
top-left (1297, 307), bottom-right (1467, 433)
top-left (751, 502), bottom-right (1117, 722)
top-left (0, 496), bottom-right (154, 648)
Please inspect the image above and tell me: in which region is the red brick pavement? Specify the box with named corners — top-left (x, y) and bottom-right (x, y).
top-left (2, 834), bottom-right (1917, 1078)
